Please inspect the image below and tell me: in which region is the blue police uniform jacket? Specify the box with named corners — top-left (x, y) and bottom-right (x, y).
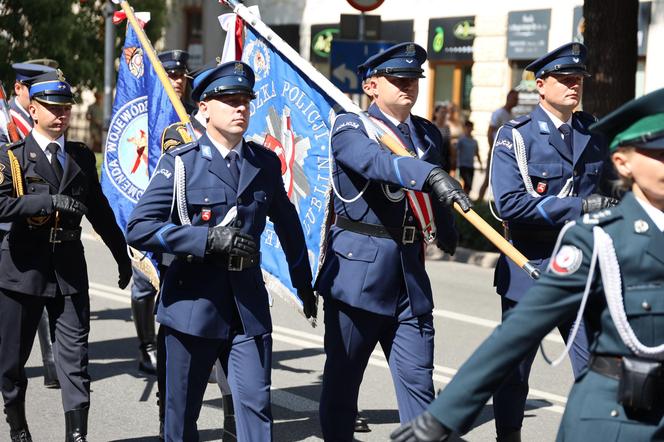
top-left (126, 134), bottom-right (312, 339)
top-left (491, 104), bottom-right (610, 301)
top-left (427, 192), bottom-right (664, 441)
top-left (315, 103), bottom-right (456, 317)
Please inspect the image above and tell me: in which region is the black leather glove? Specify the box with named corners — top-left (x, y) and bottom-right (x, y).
top-left (206, 226), bottom-right (257, 257)
top-left (581, 194), bottom-right (620, 213)
top-left (436, 229), bottom-right (458, 256)
top-left (424, 168), bottom-right (472, 213)
top-left (297, 286), bottom-right (317, 319)
top-left (118, 259), bottom-right (132, 290)
top-left (390, 412), bottom-right (450, 442)
top-left (51, 194), bottom-right (88, 217)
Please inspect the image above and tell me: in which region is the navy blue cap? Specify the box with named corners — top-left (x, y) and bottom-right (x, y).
top-left (11, 63), bottom-right (56, 84)
top-left (158, 50), bottom-right (190, 75)
top-left (525, 42), bottom-right (590, 79)
top-left (191, 61), bottom-right (256, 102)
top-left (357, 42), bottom-right (427, 79)
top-left (29, 70), bottom-right (76, 105)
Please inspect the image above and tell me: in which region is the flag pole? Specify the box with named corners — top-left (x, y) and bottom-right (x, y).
top-left (219, 0), bottom-right (540, 280)
top-left (113, 0), bottom-right (192, 127)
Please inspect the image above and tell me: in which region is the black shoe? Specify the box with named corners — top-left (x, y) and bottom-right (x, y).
top-left (5, 403), bottom-right (32, 442)
top-left (222, 394), bottom-right (237, 442)
top-left (131, 297), bottom-right (158, 375)
top-left (354, 413), bottom-right (371, 433)
top-left (65, 408), bottom-right (88, 442)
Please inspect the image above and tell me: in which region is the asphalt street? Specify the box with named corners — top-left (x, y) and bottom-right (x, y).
top-left (1, 220), bottom-right (574, 441)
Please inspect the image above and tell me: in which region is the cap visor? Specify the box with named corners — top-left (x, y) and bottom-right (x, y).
top-left (33, 95), bottom-right (76, 105)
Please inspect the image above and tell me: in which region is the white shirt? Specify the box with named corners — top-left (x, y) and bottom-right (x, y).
top-left (31, 129), bottom-right (66, 168)
top-left (539, 104), bottom-right (573, 140)
top-left (490, 107), bottom-right (512, 129)
top-left (381, 112), bottom-right (424, 157)
top-left (206, 133), bottom-right (243, 165)
top-left (635, 196), bottom-right (664, 232)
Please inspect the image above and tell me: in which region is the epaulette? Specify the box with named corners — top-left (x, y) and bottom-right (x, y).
top-left (580, 208), bottom-right (622, 227)
top-left (166, 141), bottom-right (198, 157)
top-left (5, 139), bottom-right (24, 150)
top-left (502, 115), bottom-right (531, 129)
top-left (574, 110), bottom-right (598, 125)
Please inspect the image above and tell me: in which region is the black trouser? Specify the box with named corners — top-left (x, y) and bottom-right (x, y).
top-left (0, 289), bottom-right (90, 411)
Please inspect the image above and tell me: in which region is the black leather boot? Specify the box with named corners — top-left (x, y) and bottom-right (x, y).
top-left (65, 408), bottom-right (88, 442)
top-left (131, 297), bottom-right (157, 374)
top-left (221, 394), bottom-right (237, 442)
top-left (37, 310), bottom-right (60, 389)
top-left (5, 403), bottom-right (32, 442)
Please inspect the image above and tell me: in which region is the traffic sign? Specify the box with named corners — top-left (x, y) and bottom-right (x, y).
top-left (346, 0), bottom-right (384, 12)
top-left (330, 40), bottom-right (393, 94)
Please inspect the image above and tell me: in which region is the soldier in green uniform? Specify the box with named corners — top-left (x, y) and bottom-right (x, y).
top-left (390, 87), bottom-right (664, 442)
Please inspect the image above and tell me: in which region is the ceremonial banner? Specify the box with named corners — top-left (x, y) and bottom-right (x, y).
top-left (101, 18), bottom-right (178, 233)
top-left (241, 24), bottom-right (337, 312)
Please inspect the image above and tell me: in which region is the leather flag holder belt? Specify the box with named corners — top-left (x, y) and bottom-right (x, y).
top-left (41, 226), bottom-right (82, 243)
top-left (335, 216), bottom-right (422, 244)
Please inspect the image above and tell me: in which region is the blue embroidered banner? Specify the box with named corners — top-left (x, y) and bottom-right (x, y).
top-left (101, 23), bottom-right (178, 233)
top-left (242, 24), bottom-right (336, 310)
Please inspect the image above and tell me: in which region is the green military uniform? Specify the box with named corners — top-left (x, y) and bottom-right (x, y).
top-left (391, 88), bottom-right (664, 442)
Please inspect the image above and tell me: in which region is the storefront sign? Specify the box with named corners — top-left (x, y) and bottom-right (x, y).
top-left (507, 9), bottom-right (551, 60)
top-left (427, 16), bottom-right (475, 61)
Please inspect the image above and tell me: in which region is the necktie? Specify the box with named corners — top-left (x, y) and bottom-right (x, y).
top-left (46, 142), bottom-right (64, 182)
top-left (559, 123), bottom-right (574, 158)
top-left (226, 150), bottom-right (240, 185)
top-left (397, 123), bottom-right (416, 156)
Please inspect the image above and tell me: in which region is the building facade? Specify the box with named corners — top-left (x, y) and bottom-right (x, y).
top-left (161, 0), bottom-right (664, 158)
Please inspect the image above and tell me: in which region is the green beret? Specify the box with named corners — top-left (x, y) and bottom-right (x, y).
top-left (590, 88), bottom-right (664, 151)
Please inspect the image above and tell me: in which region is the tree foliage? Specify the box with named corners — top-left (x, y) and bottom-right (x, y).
top-left (0, 0), bottom-right (167, 92)
top-left (582, 0), bottom-right (639, 117)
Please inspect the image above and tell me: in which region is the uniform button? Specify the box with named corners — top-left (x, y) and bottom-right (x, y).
top-left (204, 197), bottom-right (209, 203)
top-left (347, 252), bottom-right (353, 258)
top-left (542, 171), bottom-right (548, 177)
top-left (573, 170), bottom-right (579, 177)
top-left (237, 197), bottom-right (243, 204)
top-left (610, 409), bottom-right (619, 417)
top-left (186, 255), bottom-right (194, 263)
top-left (410, 180), bottom-right (416, 186)
top-left (408, 216), bottom-right (413, 222)
top-left (178, 280), bottom-right (183, 286)
top-left (642, 301), bottom-right (651, 311)
top-left (236, 220), bottom-right (243, 227)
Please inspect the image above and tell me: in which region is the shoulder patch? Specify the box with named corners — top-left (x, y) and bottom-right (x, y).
top-left (494, 137), bottom-right (513, 149)
top-left (502, 115), bottom-right (531, 129)
top-left (335, 119), bottom-right (360, 132)
top-left (550, 245), bottom-right (583, 275)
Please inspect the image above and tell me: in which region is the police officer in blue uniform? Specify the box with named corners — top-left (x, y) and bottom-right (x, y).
top-left (158, 50), bottom-right (195, 113)
top-left (316, 42), bottom-right (471, 441)
top-left (391, 86), bottom-right (664, 442)
top-left (126, 61), bottom-right (316, 441)
top-left (1, 62), bottom-right (64, 390)
top-left (0, 71), bottom-right (132, 442)
top-left (487, 42), bottom-right (617, 441)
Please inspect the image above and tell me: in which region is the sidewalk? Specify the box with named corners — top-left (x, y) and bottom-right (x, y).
top-left (427, 245), bottom-right (499, 269)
